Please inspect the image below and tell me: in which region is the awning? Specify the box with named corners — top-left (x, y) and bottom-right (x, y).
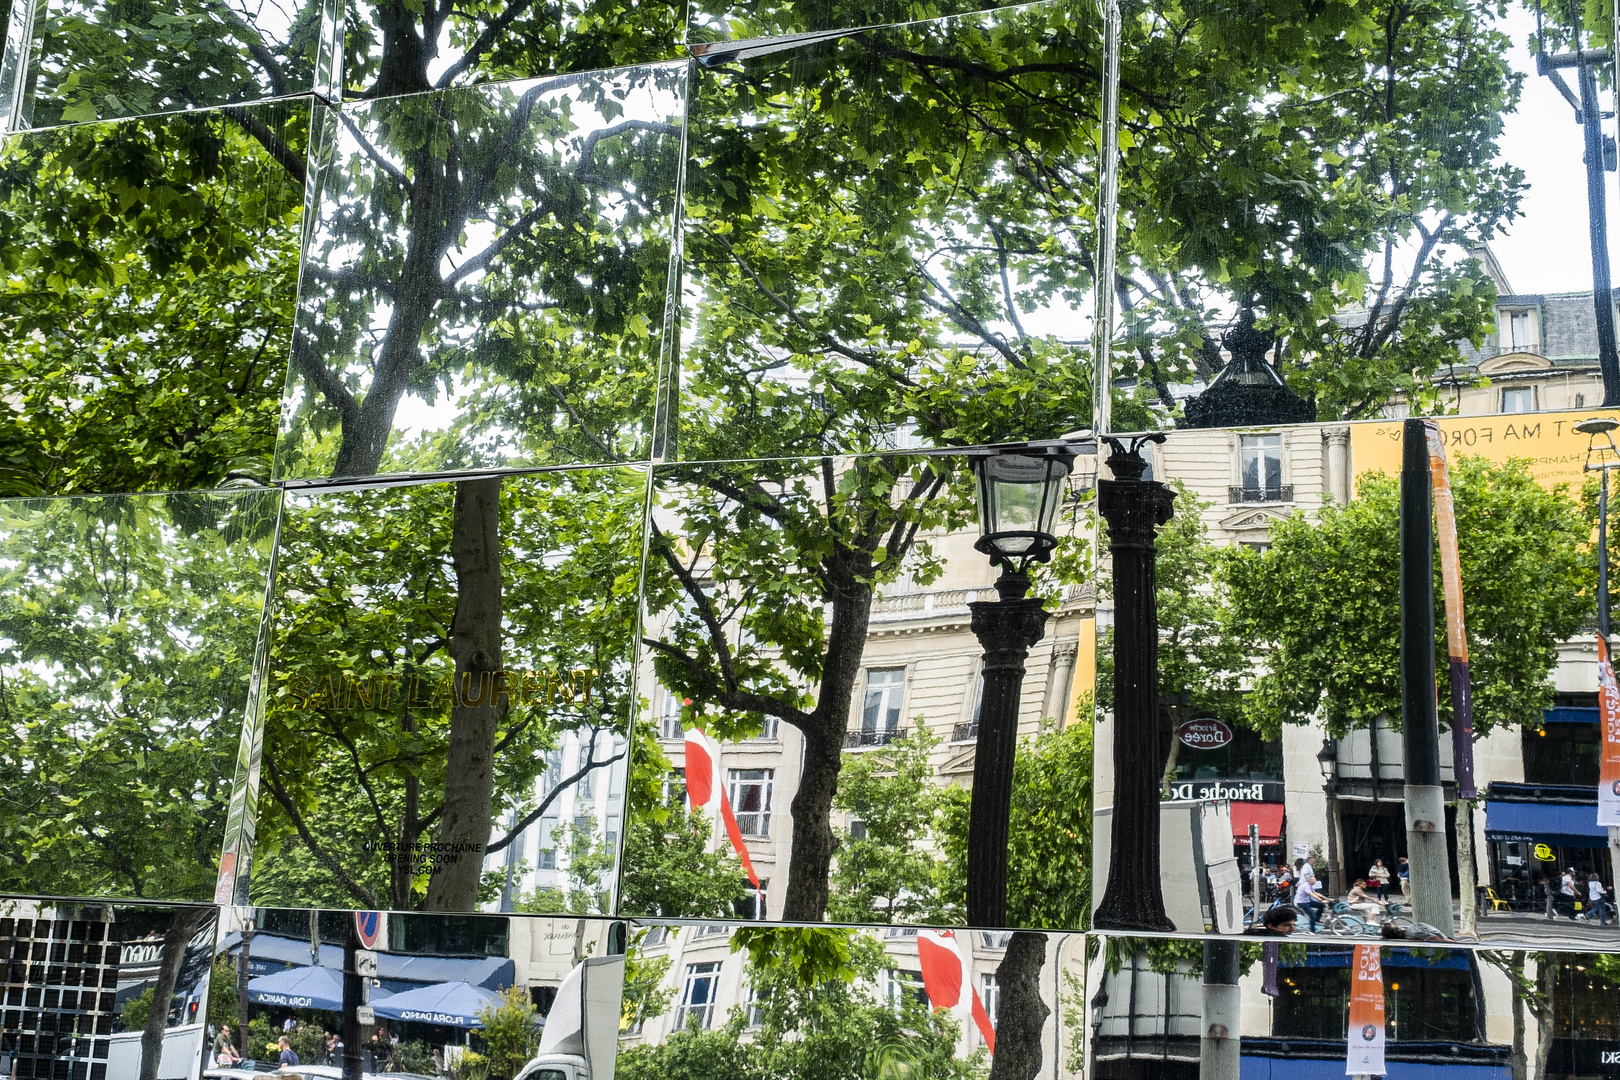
top-left (1230, 802), bottom-right (1285, 845)
top-left (1543, 706), bottom-right (1598, 724)
top-left (1484, 800), bottom-right (1609, 849)
top-left (244, 966), bottom-right (394, 1011)
top-left (223, 933), bottom-right (515, 990)
top-left (372, 981), bottom-right (499, 1029)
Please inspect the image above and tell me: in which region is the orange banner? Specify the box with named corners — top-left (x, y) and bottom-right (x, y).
top-left (1598, 637), bottom-right (1620, 828)
top-left (1345, 945), bottom-right (1385, 1076)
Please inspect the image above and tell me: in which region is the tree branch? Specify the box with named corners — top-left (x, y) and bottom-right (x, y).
top-left (265, 757), bottom-right (379, 909)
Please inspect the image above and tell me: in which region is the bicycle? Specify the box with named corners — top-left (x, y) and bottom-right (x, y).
top-left (1325, 900), bottom-right (1413, 937)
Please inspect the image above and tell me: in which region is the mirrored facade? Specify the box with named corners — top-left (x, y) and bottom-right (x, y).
top-left (0, 491), bottom-right (279, 904)
top-left (237, 467), bottom-right (647, 915)
top-left (5, 0), bottom-right (1620, 1068)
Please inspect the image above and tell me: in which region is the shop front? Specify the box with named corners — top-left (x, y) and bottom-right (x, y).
top-left (1483, 783), bottom-right (1610, 911)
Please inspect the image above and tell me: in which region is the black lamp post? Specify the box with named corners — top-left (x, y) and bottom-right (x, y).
top-left (1316, 738), bottom-right (1341, 896)
top-left (965, 442), bottom-right (1076, 927)
top-left (1093, 433), bottom-right (1175, 932)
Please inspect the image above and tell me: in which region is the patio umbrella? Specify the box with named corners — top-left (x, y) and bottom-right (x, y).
top-left (371, 980), bottom-right (500, 1029)
top-left (245, 965), bottom-right (395, 1012)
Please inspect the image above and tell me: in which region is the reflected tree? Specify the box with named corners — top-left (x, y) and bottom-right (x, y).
top-left (253, 471), bottom-right (644, 912)
top-left (1112, 0), bottom-right (1522, 420)
top-left (0, 494), bottom-right (276, 899)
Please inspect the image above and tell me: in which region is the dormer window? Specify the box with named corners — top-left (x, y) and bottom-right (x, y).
top-left (1500, 386), bottom-right (1536, 414)
top-left (1500, 308), bottom-right (1538, 354)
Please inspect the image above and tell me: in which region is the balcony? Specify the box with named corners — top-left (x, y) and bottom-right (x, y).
top-left (1229, 485), bottom-right (1292, 505)
top-left (843, 727), bottom-right (908, 748)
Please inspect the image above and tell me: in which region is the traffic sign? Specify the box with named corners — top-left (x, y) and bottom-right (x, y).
top-left (355, 911), bottom-right (381, 949)
top-left (355, 950), bottom-right (379, 978)
top-left (356, 1005), bottom-right (375, 1026)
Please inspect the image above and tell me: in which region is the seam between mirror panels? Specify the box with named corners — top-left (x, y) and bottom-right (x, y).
top-left (603, 462), bottom-right (661, 917)
top-left (216, 485), bottom-right (289, 907)
top-left (650, 57), bottom-right (694, 465)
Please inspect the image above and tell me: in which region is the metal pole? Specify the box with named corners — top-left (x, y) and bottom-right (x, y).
top-left (342, 921), bottom-right (363, 1080)
top-left (1248, 823), bottom-right (1262, 919)
top-left (1602, 469), bottom-right (1620, 912)
top-left (1199, 940), bottom-right (1240, 1080)
top-left (1578, 58), bottom-right (1620, 406)
top-left (1400, 419), bottom-right (1456, 934)
top-left (966, 572), bottom-right (1050, 927)
top-left (1094, 439), bottom-right (1176, 931)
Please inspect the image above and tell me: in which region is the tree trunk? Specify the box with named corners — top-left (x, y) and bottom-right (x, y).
top-left (1200, 940), bottom-right (1240, 1080)
top-left (780, 554), bottom-right (874, 922)
top-left (424, 477), bottom-right (505, 911)
top-left (139, 907), bottom-right (213, 1080)
top-left (987, 932), bottom-right (1049, 1080)
top-left (1509, 954), bottom-right (1526, 1080)
top-left (1532, 956), bottom-right (1554, 1080)
top-left (1457, 799), bottom-right (1478, 939)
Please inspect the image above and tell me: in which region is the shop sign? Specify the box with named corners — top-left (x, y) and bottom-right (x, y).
top-left (1166, 779), bottom-right (1284, 803)
top-left (1535, 843), bottom-right (1556, 861)
top-left (1178, 718), bottom-right (1234, 749)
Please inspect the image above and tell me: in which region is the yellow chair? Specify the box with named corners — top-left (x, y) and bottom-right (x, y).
top-left (1482, 887), bottom-right (1511, 912)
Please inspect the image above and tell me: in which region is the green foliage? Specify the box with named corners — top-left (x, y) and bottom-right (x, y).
top-left (619, 789), bottom-right (751, 919)
top-left (1224, 456), bottom-right (1592, 738)
top-left (513, 819), bottom-right (616, 914)
top-left (0, 492), bottom-right (276, 900)
top-left (477, 986), bottom-right (542, 1080)
top-left (206, 958), bottom-right (240, 1029)
top-left (828, 728), bottom-right (945, 924)
top-left (621, 929), bottom-right (675, 1032)
top-left (618, 930), bottom-right (986, 1080)
top-left (1113, 0), bottom-right (1521, 420)
top-left (252, 469), bottom-right (644, 910)
top-left (120, 987), bottom-right (155, 1031)
top-left (936, 719), bottom-right (1093, 929)
top-left (0, 104), bottom-right (305, 496)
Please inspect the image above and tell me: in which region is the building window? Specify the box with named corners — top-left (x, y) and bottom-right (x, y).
top-left (659, 688), bottom-right (685, 740)
top-left (676, 962), bottom-right (722, 1029)
top-left (542, 750), bottom-right (563, 791)
top-left (745, 982), bottom-right (766, 1027)
top-left (643, 925), bottom-right (670, 948)
top-left (979, 930), bottom-right (1013, 949)
top-left (747, 715), bottom-right (780, 741)
top-left (576, 741), bottom-right (598, 799)
top-left (885, 969), bottom-right (928, 1010)
top-left (734, 880), bottom-right (768, 921)
top-left (662, 768), bottom-right (686, 806)
top-left (605, 814), bottom-right (619, 852)
top-left (1500, 386), bottom-right (1536, 414)
top-left (954, 663), bottom-right (985, 742)
top-left (727, 769), bottom-right (773, 836)
top-left (1506, 309), bottom-right (1535, 351)
top-left (1523, 722), bottom-right (1599, 786)
top-left (696, 923), bottom-right (730, 937)
top-left (981, 973), bottom-right (1000, 1028)
top-left (1234, 434), bottom-right (1286, 503)
top-left (856, 667), bottom-right (906, 745)
top-left (536, 816), bottom-right (558, 870)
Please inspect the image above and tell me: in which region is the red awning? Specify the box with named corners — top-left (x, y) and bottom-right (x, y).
top-left (1230, 801), bottom-right (1285, 845)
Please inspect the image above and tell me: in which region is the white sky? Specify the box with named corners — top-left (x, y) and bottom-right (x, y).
top-left (1491, 3), bottom-right (1620, 294)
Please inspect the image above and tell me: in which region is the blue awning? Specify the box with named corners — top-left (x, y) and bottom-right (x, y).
top-left (1243, 1059), bottom-right (1508, 1080)
top-left (1543, 707), bottom-right (1598, 724)
top-left (224, 933), bottom-right (515, 990)
top-left (1484, 801), bottom-right (1608, 848)
top-left (1283, 948), bottom-right (1471, 971)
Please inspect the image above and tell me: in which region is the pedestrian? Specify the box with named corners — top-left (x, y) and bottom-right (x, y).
top-left (1541, 874), bottom-right (1557, 919)
top-left (211, 1024), bottom-right (241, 1068)
top-left (1246, 905), bottom-right (1299, 936)
top-left (1347, 878), bottom-right (1387, 925)
top-left (278, 1035), bottom-right (300, 1068)
top-left (1368, 858), bottom-right (1391, 902)
top-left (1587, 874), bottom-right (1609, 925)
top-left (1293, 861), bottom-right (1329, 932)
top-left (1397, 856), bottom-right (1411, 901)
top-left (1560, 868), bottom-right (1578, 918)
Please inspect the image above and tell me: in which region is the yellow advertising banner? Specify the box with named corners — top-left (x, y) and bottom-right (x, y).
top-left (1349, 409), bottom-right (1620, 492)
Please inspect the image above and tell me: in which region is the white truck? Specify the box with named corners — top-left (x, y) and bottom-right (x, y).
top-left (513, 954), bottom-right (625, 1080)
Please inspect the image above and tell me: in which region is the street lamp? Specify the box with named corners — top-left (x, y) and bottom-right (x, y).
top-left (1093, 432), bottom-right (1175, 932)
top-left (964, 442), bottom-right (1076, 927)
top-left (1316, 738), bottom-right (1341, 895)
